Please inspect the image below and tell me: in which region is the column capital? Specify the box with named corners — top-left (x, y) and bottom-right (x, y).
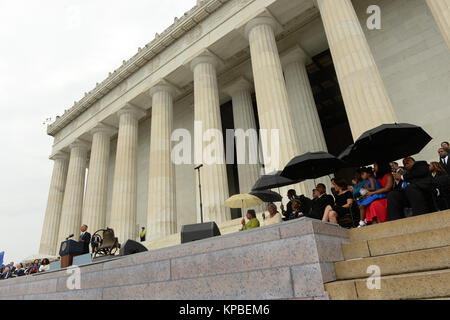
top-left (91, 123), bottom-right (117, 137)
top-left (117, 103), bottom-right (146, 120)
top-left (69, 139), bottom-right (90, 151)
top-left (148, 79), bottom-right (180, 98)
top-left (222, 76), bottom-right (253, 98)
top-left (244, 11), bottom-right (282, 39)
top-left (50, 151), bottom-right (69, 161)
top-left (188, 49), bottom-right (224, 72)
top-left (280, 45), bottom-right (312, 68)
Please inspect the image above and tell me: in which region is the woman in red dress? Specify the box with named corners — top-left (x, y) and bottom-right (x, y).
top-left (365, 162), bottom-right (394, 224)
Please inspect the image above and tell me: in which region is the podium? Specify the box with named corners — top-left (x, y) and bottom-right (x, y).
top-left (59, 240), bottom-right (85, 268)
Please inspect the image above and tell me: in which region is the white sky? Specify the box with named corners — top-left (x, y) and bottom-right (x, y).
top-left (0, 0), bottom-right (197, 264)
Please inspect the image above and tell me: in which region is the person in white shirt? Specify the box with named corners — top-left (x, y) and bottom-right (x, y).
top-left (262, 203), bottom-right (282, 226)
top-left (39, 258), bottom-right (50, 272)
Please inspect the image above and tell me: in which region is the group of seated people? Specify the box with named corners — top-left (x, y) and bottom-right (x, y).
top-left (0, 258), bottom-right (51, 280)
top-left (240, 141), bottom-right (450, 230)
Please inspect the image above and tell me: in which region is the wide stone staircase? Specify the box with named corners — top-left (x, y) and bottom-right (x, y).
top-left (325, 210), bottom-right (450, 300)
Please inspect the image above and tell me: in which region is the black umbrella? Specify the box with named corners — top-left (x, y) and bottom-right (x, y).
top-left (250, 190), bottom-right (282, 203)
top-left (251, 171), bottom-right (304, 192)
top-left (339, 123), bottom-right (432, 166)
top-left (338, 144), bottom-right (358, 168)
top-left (280, 152), bottom-right (343, 180)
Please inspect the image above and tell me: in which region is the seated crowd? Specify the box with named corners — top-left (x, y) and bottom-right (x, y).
top-left (0, 258), bottom-right (52, 280)
top-left (240, 141), bottom-right (450, 231)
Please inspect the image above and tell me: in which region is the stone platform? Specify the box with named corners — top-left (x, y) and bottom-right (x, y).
top-left (0, 217), bottom-right (348, 300)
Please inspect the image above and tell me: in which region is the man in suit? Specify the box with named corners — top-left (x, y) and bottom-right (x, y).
top-left (308, 183), bottom-right (335, 220)
top-left (438, 148), bottom-right (450, 174)
top-left (78, 225), bottom-right (91, 254)
top-left (280, 189), bottom-right (297, 220)
top-left (388, 157), bottom-right (435, 220)
top-left (281, 189), bottom-right (313, 220)
top-left (441, 141), bottom-right (449, 153)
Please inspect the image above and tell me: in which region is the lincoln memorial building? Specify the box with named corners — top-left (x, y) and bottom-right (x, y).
top-left (39, 0), bottom-right (450, 256)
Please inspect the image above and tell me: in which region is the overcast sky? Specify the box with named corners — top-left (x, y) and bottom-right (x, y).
top-left (0, 0), bottom-right (196, 264)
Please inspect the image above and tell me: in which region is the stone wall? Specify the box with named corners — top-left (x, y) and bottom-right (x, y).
top-left (354, 0), bottom-right (450, 162)
top-left (1, 218), bottom-right (348, 300)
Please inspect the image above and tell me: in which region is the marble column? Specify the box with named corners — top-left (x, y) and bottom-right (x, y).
top-left (110, 104), bottom-right (146, 243)
top-left (82, 123), bottom-right (116, 235)
top-left (191, 52), bottom-right (231, 224)
top-left (244, 16), bottom-right (302, 171)
top-left (56, 140), bottom-right (89, 252)
top-left (147, 81), bottom-right (177, 240)
top-left (245, 16), bottom-right (306, 199)
top-left (316, 0), bottom-right (397, 140)
top-left (281, 46), bottom-right (330, 194)
top-left (426, 0), bottom-right (450, 50)
top-left (39, 152), bottom-right (69, 256)
top-left (223, 77), bottom-right (261, 194)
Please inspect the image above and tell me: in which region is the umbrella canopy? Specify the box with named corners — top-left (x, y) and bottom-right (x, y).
top-left (281, 152), bottom-right (342, 180)
top-left (250, 190), bottom-right (282, 203)
top-left (224, 194), bottom-right (263, 210)
top-left (339, 123), bottom-right (432, 166)
top-left (251, 171), bottom-right (304, 191)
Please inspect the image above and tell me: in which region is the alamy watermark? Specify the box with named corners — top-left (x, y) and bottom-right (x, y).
top-left (367, 5), bottom-right (381, 30)
top-left (366, 265), bottom-right (381, 290)
top-left (171, 121), bottom-right (280, 172)
top-left (66, 265), bottom-right (81, 290)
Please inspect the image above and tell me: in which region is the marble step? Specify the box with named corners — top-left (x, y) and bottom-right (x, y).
top-left (335, 246), bottom-right (450, 280)
top-left (349, 210), bottom-right (450, 242)
top-left (342, 226), bottom-right (450, 260)
top-left (325, 269), bottom-right (450, 300)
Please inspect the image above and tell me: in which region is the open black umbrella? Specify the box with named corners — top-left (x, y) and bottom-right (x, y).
top-left (251, 171), bottom-right (304, 192)
top-left (338, 144), bottom-right (358, 168)
top-left (339, 123), bottom-right (432, 166)
top-left (281, 152), bottom-right (342, 180)
top-left (250, 190), bottom-right (282, 203)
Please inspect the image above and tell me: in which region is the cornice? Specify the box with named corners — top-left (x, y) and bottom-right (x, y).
top-left (47, 0), bottom-right (230, 137)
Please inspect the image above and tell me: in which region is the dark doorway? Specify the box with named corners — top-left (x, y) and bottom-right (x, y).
top-left (220, 101), bottom-right (242, 220)
top-left (221, 93), bottom-right (262, 220)
top-left (306, 49), bottom-right (355, 180)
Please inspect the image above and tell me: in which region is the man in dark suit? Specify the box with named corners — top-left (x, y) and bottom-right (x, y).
top-left (281, 189), bottom-right (314, 220)
top-left (438, 148), bottom-right (450, 174)
top-left (388, 157), bottom-right (435, 220)
top-left (308, 183), bottom-right (335, 220)
top-left (78, 225), bottom-right (91, 254)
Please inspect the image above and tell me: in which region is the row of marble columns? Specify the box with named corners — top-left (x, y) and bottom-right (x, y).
top-left (39, 0), bottom-right (450, 255)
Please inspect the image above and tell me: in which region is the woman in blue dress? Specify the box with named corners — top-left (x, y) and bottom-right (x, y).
top-left (357, 167), bottom-right (386, 227)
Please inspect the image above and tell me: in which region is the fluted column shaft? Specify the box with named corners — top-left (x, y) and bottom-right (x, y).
top-left (245, 17), bottom-right (302, 172)
top-left (57, 141), bottom-right (88, 252)
top-left (317, 0), bottom-right (397, 140)
top-left (283, 47), bottom-right (330, 194)
top-left (39, 153), bottom-right (69, 256)
top-left (283, 49), bottom-right (327, 154)
top-left (147, 83), bottom-right (177, 240)
top-left (426, 0), bottom-right (450, 50)
top-left (110, 105), bottom-right (145, 243)
top-left (82, 125), bottom-right (116, 235)
top-left (191, 54), bottom-right (231, 224)
top-left (224, 78), bottom-right (261, 194)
